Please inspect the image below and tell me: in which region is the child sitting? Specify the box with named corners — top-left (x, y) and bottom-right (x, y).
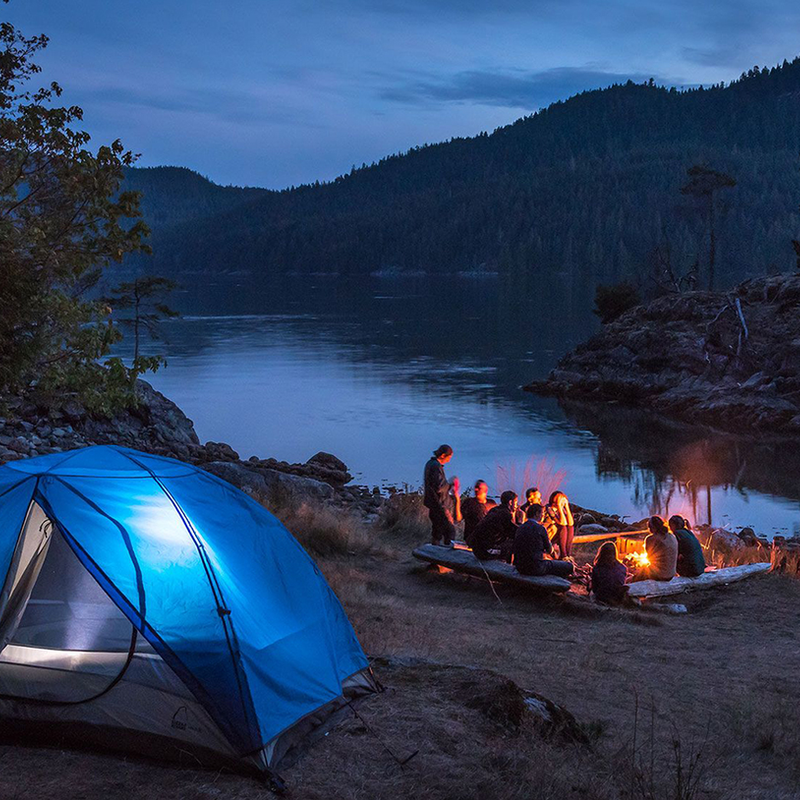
top-left (591, 542), bottom-right (629, 605)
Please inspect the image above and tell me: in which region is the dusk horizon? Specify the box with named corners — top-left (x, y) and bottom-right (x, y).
top-left (6, 0), bottom-right (800, 188)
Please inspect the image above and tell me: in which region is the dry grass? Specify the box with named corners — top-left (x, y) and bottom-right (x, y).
top-left (287, 660), bottom-right (618, 800)
top-left (1, 494), bottom-right (798, 799)
top-left (770, 547), bottom-right (800, 577)
top-left (373, 491), bottom-right (431, 547)
top-left (495, 455), bottom-right (566, 500)
top-left (704, 543), bottom-right (772, 569)
top-left (272, 501), bottom-right (378, 558)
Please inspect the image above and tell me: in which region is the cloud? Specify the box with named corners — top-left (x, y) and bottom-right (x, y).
top-left (380, 66), bottom-right (685, 110)
top-left (77, 83), bottom-right (326, 129)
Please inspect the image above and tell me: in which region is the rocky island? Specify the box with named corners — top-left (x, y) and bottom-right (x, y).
top-left (527, 273), bottom-right (800, 435)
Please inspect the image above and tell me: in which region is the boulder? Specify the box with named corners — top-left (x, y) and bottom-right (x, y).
top-left (204, 461), bottom-right (271, 501)
top-left (204, 461), bottom-right (333, 507)
top-left (578, 523), bottom-right (608, 535)
top-left (308, 451), bottom-right (348, 473)
top-left (710, 528), bottom-right (746, 552)
top-left (260, 468), bottom-right (334, 505)
top-left (204, 441), bottom-right (240, 461)
top-left (306, 451), bottom-right (352, 484)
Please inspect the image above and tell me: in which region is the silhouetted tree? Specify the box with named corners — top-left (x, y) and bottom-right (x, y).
top-left (680, 165), bottom-right (737, 291)
top-left (104, 276), bottom-right (179, 370)
top-left (0, 14), bottom-right (149, 408)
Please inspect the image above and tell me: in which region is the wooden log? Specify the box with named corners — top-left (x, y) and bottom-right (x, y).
top-left (627, 562), bottom-right (771, 599)
top-left (573, 529), bottom-right (647, 544)
top-left (412, 544), bottom-right (571, 593)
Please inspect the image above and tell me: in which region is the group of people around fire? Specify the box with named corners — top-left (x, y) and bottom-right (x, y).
top-left (424, 444), bottom-right (707, 604)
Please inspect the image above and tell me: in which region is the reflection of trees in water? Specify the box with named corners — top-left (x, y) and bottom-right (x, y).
top-left (627, 468), bottom-right (711, 525)
top-left (148, 275), bottom-right (597, 386)
top-left (571, 399), bottom-right (800, 522)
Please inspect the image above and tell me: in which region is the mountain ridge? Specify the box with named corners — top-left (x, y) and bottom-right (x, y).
top-left (123, 57), bottom-right (800, 286)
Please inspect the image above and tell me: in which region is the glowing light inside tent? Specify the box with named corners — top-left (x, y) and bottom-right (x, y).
top-left (117, 491), bottom-right (198, 567)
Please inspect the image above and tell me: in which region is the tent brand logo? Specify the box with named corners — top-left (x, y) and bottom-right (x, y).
top-left (171, 706), bottom-right (188, 731)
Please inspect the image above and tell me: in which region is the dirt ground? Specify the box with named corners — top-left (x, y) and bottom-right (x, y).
top-left (1, 543), bottom-right (798, 800)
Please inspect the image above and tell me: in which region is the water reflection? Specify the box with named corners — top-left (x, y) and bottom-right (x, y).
top-left (119, 275), bottom-right (800, 536)
top-left (562, 400), bottom-right (800, 533)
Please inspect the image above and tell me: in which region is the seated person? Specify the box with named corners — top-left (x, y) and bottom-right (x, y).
top-left (633, 516), bottom-right (678, 582)
top-left (591, 542), bottom-right (629, 605)
top-left (518, 487), bottom-right (542, 520)
top-left (461, 480), bottom-right (497, 547)
top-left (471, 491), bottom-right (518, 561)
top-left (668, 515), bottom-right (706, 578)
top-left (512, 504), bottom-right (574, 578)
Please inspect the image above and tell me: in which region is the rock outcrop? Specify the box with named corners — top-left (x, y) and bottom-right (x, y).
top-left (0, 380), bottom-right (377, 516)
top-left (526, 274), bottom-right (800, 435)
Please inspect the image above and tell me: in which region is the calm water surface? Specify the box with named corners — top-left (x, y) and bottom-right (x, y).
top-left (125, 276), bottom-right (800, 537)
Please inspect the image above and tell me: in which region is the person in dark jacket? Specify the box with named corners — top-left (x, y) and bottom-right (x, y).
top-left (461, 480), bottom-right (497, 546)
top-left (471, 491), bottom-right (518, 561)
top-left (668, 515), bottom-right (706, 578)
top-left (423, 444), bottom-right (457, 547)
top-left (591, 542), bottom-right (629, 605)
top-left (512, 504), bottom-right (574, 578)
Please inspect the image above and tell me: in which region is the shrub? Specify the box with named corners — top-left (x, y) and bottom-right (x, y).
top-left (593, 282), bottom-right (642, 324)
top-left (374, 490), bottom-right (431, 546)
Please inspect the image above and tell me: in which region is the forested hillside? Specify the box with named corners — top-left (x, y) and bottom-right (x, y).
top-left (122, 167), bottom-right (267, 229)
top-left (125, 59), bottom-right (800, 288)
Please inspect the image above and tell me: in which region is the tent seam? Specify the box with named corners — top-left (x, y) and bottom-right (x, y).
top-left (114, 447), bottom-right (261, 753)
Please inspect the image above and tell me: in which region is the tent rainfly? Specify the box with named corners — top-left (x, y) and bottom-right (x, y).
top-left (0, 445), bottom-right (377, 784)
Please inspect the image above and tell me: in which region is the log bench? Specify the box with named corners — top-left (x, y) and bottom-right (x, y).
top-left (412, 544), bottom-right (571, 593)
top-left (627, 562), bottom-right (772, 599)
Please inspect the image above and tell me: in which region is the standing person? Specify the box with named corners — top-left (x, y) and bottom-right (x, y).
top-left (591, 542), bottom-right (629, 605)
top-left (461, 480), bottom-right (497, 547)
top-left (519, 487), bottom-right (542, 518)
top-left (668, 515), bottom-right (706, 578)
top-left (471, 491), bottom-right (518, 561)
top-left (549, 491), bottom-right (575, 559)
top-left (512, 504), bottom-right (574, 578)
top-left (423, 445), bottom-right (457, 547)
top-left (634, 516), bottom-right (678, 582)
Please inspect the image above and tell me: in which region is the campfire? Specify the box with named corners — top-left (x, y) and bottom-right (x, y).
top-left (614, 535), bottom-right (650, 569)
top-left (626, 548), bottom-right (650, 569)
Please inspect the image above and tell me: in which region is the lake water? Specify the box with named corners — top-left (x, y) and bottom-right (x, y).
top-left (122, 275), bottom-right (800, 537)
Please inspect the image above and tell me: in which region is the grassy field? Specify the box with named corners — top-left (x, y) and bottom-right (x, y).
top-left (0, 500), bottom-right (797, 800)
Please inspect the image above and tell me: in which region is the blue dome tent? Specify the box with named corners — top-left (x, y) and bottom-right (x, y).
top-left (0, 445), bottom-right (377, 780)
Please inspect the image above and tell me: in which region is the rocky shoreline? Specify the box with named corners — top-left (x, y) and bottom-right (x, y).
top-left (0, 380), bottom-right (385, 518)
top-left (526, 274), bottom-right (800, 436)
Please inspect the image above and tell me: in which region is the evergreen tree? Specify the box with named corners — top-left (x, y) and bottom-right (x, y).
top-left (103, 276), bottom-right (179, 377)
top-left (680, 165), bottom-right (737, 291)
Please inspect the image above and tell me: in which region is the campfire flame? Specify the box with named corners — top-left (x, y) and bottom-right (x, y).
top-left (629, 549), bottom-right (650, 568)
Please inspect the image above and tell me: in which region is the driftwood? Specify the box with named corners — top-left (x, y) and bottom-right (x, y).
top-left (627, 562), bottom-right (771, 599)
top-left (573, 529), bottom-right (647, 544)
top-left (412, 544), bottom-right (571, 593)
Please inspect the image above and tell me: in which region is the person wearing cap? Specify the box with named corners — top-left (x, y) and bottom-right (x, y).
top-left (423, 444), bottom-right (458, 547)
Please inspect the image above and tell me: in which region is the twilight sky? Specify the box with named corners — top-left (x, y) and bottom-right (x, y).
top-left (6, 0), bottom-right (800, 188)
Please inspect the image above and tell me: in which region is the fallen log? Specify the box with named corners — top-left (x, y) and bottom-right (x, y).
top-left (627, 562), bottom-right (771, 599)
top-left (573, 529), bottom-right (647, 544)
top-left (412, 544), bottom-right (571, 593)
